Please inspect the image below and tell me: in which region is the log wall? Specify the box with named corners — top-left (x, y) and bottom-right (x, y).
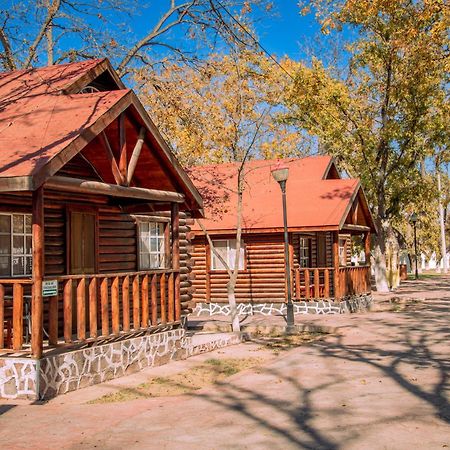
top-left (191, 230), bottom-right (352, 304)
top-left (192, 233), bottom-right (287, 304)
top-left (0, 154), bottom-right (194, 323)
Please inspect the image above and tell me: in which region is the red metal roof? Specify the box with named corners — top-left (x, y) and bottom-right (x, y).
top-left (0, 60), bottom-right (203, 213)
top-left (189, 157), bottom-right (374, 232)
top-left (0, 59), bottom-right (128, 179)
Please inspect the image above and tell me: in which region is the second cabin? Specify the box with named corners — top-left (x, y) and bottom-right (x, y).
top-left (188, 157), bottom-right (376, 316)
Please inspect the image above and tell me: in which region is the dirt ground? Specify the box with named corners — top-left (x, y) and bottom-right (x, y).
top-left (0, 275), bottom-right (449, 449)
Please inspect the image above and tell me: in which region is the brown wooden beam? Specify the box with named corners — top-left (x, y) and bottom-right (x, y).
top-left (171, 203), bottom-right (181, 320)
top-left (31, 186), bottom-right (44, 358)
top-left (341, 224), bottom-right (370, 233)
top-left (45, 176), bottom-right (185, 203)
top-left (118, 114), bottom-right (127, 184)
top-left (127, 127), bottom-right (146, 185)
top-left (332, 231), bottom-right (340, 300)
top-left (100, 131), bottom-right (125, 185)
top-left (364, 231), bottom-right (371, 265)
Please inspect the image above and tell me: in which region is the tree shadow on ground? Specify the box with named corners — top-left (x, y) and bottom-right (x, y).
top-left (184, 291), bottom-right (449, 448)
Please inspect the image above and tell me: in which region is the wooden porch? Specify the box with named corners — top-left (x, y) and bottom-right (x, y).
top-left (291, 265), bottom-right (371, 301)
top-left (0, 268), bottom-right (182, 357)
top-left (0, 187), bottom-right (183, 359)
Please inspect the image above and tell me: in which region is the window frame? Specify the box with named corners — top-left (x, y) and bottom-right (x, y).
top-left (0, 212), bottom-right (33, 278)
top-left (210, 238), bottom-right (246, 272)
top-left (339, 238), bottom-right (347, 267)
top-left (136, 216), bottom-right (170, 271)
top-left (299, 236), bottom-right (312, 268)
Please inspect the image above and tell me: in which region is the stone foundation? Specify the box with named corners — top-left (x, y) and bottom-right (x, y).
top-left (191, 294), bottom-right (373, 317)
top-left (0, 358), bottom-right (37, 399)
top-left (0, 327), bottom-right (245, 400)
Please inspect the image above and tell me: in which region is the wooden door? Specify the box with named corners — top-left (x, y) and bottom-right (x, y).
top-left (317, 234), bottom-right (327, 267)
top-left (69, 211), bottom-right (97, 275)
top-left (68, 210), bottom-right (97, 333)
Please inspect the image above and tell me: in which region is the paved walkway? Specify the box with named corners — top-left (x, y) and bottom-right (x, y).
top-left (1, 276), bottom-right (449, 449)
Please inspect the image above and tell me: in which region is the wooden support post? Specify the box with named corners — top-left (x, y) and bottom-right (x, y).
top-left (48, 295), bottom-right (58, 345)
top-left (324, 269), bottom-right (330, 298)
top-left (171, 203), bottom-right (181, 320)
top-left (12, 283), bottom-right (24, 351)
top-left (0, 284), bottom-right (4, 348)
top-left (150, 274), bottom-right (157, 326)
top-left (304, 269), bottom-right (310, 299)
top-left (160, 273), bottom-right (167, 324)
top-left (314, 268), bottom-right (320, 298)
top-left (118, 114), bottom-right (127, 184)
top-left (364, 231), bottom-right (371, 266)
top-left (31, 186), bottom-right (44, 358)
top-left (77, 278), bottom-right (86, 340)
top-left (295, 269), bottom-right (300, 299)
top-left (168, 272), bottom-right (174, 322)
top-left (133, 275), bottom-right (140, 329)
top-left (141, 274), bottom-right (149, 328)
top-left (127, 127), bottom-right (146, 185)
top-left (89, 278), bottom-right (98, 339)
top-left (63, 280), bottom-right (72, 343)
top-left (111, 276), bottom-right (120, 334)
top-left (332, 231), bottom-right (340, 300)
top-left (101, 277), bottom-right (109, 336)
top-left (205, 242), bottom-right (211, 303)
top-left (122, 275), bottom-right (130, 332)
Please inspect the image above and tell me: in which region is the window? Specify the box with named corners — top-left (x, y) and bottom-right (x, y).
top-left (0, 213), bottom-right (32, 277)
top-left (299, 237), bottom-right (311, 268)
top-left (138, 221), bottom-right (166, 269)
top-left (339, 238), bottom-right (347, 266)
top-left (211, 239), bottom-right (245, 271)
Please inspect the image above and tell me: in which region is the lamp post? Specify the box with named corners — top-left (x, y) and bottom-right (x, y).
top-left (410, 213), bottom-right (419, 280)
top-left (271, 161), bottom-right (295, 332)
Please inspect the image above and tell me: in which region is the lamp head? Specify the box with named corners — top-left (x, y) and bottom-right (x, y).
top-left (410, 212), bottom-right (418, 224)
top-left (271, 160), bottom-right (289, 183)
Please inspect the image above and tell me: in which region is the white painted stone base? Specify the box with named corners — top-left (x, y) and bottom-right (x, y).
top-left (192, 294), bottom-right (373, 317)
top-left (0, 328), bottom-right (244, 400)
top-left (0, 358), bottom-right (37, 399)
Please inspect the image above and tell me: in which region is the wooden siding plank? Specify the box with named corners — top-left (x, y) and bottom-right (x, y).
top-left (12, 284), bottom-right (23, 351)
top-left (151, 274), bottom-right (157, 326)
top-left (89, 278), bottom-right (98, 338)
top-left (101, 277), bottom-right (109, 336)
top-left (63, 280), bottom-right (72, 343)
top-left (141, 274), bottom-right (149, 328)
top-left (111, 276), bottom-right (120, 334)
top-left (133, 275), bottom-right (140, 329)
top-left (77, 278), bottom-right (86, 340)
top-left (122, 275), bottom-right (130, 332)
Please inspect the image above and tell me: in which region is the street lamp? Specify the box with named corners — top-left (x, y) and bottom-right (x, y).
top-left (271, 161), bottom-right (295, 332)
top-left (410, 212), bottom-right (419, 280)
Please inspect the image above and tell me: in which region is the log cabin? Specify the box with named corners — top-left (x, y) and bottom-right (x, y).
top-left (0, 59), bottom-right (203, 399)
top-left (188, 157), bottom-right (376, 317)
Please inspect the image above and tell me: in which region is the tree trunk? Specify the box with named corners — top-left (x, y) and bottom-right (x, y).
top-left (227, 278), bottom-right (240, 333)
top-left (373, 218), bottom-right (390, 292)
top-left (437, 170), bottom-right (448, 273)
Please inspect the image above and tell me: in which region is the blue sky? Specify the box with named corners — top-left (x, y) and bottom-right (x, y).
top-left (251, 1), bottom-right (321, 59)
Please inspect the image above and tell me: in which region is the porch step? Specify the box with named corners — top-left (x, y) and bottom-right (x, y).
top-left (187, 332), bottom-right (242, 357)
top-left (187, 316), bottom-right (338, 335)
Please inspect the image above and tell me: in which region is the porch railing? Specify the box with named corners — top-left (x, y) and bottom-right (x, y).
top-left (292, 268), bottom-right (334, 300)
top-left (0, 279), bottom-right (33, 350)
top-left (0, 269), bottom-right (180, 352)
top-left (337, 266), bottom-right (371, 298)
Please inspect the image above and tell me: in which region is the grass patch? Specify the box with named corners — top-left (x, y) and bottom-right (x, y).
top-left (250, 331), bottom-right (327, 354)
top-left (89, 357), bottom-right (262, 404)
